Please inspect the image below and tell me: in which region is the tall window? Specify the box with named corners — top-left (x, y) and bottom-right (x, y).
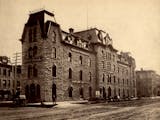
top-left (52, 65), bottom-right (56, 77)
top-left (89, 72), bottom-right (91, 82)
top-left (79, 56), bottom-right (82, 65)
top-left (88, 58), bottom-right (91, 67)
top-left (28, 65), bottom-right (32, 78)
top-left (102, 74), bottom-right (105, 82)
top-left (29, 29), bottom-right (32, 42)
top-left (28, 47), bottom-right (33, 58)
top-left (114, 76), bottom-right (116, 83)
top-left (102, 61), bottom-right (105, 69)
top-left (68, 52), bottom-right (72, 62)
top-left (8, 80), bottom-right (10, 87)
top-left (8, 70), bottom-right (10, 77)
top-left (80, 70), bottom-right (82, 81)
top-left (69, 68), bottom-right (72, 79)
top-left (3, 80), bottom-right (6, 88)
top-left (33, 65), bottom-right (38, 77)
top-left (37, 84), bottom-right (41, 99)
top-left (3, 69), bottom-right (6, 76)
top-left (33, 46), bottom-right (37, 57)
top-left (52, 47), bottom-right (56, 58)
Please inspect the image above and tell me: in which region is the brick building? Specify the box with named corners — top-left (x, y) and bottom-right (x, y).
top-left (136, 69), bottom-right (160, 97)
top-left (20, 9), bottom-right (136, 102)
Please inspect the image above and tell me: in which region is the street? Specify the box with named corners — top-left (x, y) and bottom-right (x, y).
top-left (0, 99), bottom-right (160, 120)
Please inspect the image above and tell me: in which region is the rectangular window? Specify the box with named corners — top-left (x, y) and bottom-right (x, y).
top-left (3, 80), bottom-right (6, 88)
top-left (8, 70), bottom-right (10, 77)
top-left (80, 70), bottom-right (82, 81)
top-left (33, 27), bottom-right (37, 42)
top-left (3, 69), bottom-right (6, 76)
top-left (8, 80), bottom-right (10, 87)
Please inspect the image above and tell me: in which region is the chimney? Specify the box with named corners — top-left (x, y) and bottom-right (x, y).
top-left (69, 28), bottom-right (74, 34)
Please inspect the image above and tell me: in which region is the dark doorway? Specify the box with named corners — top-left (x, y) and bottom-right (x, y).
top-left (108, 87), bottom-right (111, 98)
top-left (80, 88), bottom-right (83, 98)
top-left (68, 87), bottom-right (73, 97)
top-left (103, 87), bottom-right (106, 99)
top-left (36, 84), bottom-right (41, 101)
top-left (25, 85), bottom-right (29, 100)
top-left (89, 87), bottom-right (92, 98)
top-left (52, 83), bottom-right (57, 102)
top-left (30, 84), bottom-right (36, 102)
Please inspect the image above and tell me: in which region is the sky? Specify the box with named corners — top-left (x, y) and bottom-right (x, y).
top-left (0, 0), bottom-right (160, 74)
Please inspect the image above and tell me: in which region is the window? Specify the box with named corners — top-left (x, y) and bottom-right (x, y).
top-left (28, 47), bottom-right (33, 58)
top-left (118, 78), bottom-right (120, 84)
top-left (17, 81), bottom-right (20, 87)
top-left (89, 72), bottom-right (91, 82)
top-left (113, 65), bottom-right (116, 71)
top-left (107, 75), bottom-right (110, 82)
top-left (28, 65), bottom-right (32, 78)
top-left (37, 84), bottom-right (41, 99)
top-left (3, 80), bottom-right (6, 88)
top-left (29, 29), bottom-right (32, 42)
top-left (33, 46), bottom-right (37, 57)
top-left (68, 52), bottom-right (72, 62)
top-left (0, 68), bottom-right (1, 75)
top-left (88, 58), bottom-right (91, 67)
top-left (102, 61), bottom-right (105, 69)
top-left (68, 87), bottom-right (73, 97)
top-left (113, 55), bottom-right (115, 61)
top-left (79, 56), bottom-right (82, 64)
top-left (80, 70), bottom-right (82, 81)
top-left (114, 76), bottom-right (116, 83)
top-left (127, 79), bottom-right (128, 85)
top-left (3, 69), bottom-right (6, 76)
top-left (33, 65), bottom-right (38, 77)
top-left (52, 47), bottom-right (56, 58)
top-left (123, 79), bottom-right (124, 85)
top-left (118, 67), bottom-right (120, 73)
top-left (8, 80), bottom-right (10, 87)
top-left (33, 27), bottom-right (37, 42)
top-left (102, 74), bottom-right (105, 82)
top-left (52, 65), bottom-right (56, 77)
top-left (69, 68), bottom-right (72, 79)
top-left (8, 70), bottom-right (10, 77)
top-left (118, 88), bottom-right (120, 96)
top-left (107, 62), bottom-right (111, 71)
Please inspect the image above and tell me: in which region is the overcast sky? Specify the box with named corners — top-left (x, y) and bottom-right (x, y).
top-left (0, 0), bottom-right (160, 73)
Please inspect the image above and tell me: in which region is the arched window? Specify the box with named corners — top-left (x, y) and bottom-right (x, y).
top-left (80, 70), bottom-right (82, 81)
top-left (28, 47), bottom-right (33, 58)
top-left (69, 68), bottom-right (72, 79)
top-left (68, 52), bottom-right (72, 62)
top-left (114, 76), bottom-right (116, 83)
top-left (79, 56), bottom-right (82, 64)
top-left (25, 85), bottom-right (29, 99)
top-left (33, 46), bottom-right (37, 57)
top-left (36, 84), bottom-right (40, 99)
top-left (33, 64), bottom-right (38, 77)
top-left (52, 65), bottom-right (56, 77)
top-left (28, 65), bottom-right (32, 78)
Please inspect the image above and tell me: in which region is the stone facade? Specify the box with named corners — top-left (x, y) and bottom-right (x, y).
top-left (136, 69), bottom-right (160, 97)
top-left (21, 10), bottom-right (136, 102)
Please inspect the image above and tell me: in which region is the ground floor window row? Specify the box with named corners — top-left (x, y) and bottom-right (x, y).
top-left (99, 87), bottom-right (136, 99)
top-left (25, 83), bottom-right (93, 101)
top-left (0, 79), bottom-right (11, 88)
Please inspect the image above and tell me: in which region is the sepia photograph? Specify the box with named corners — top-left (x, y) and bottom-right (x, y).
top-left (0, 0), bottom-right (160, 119)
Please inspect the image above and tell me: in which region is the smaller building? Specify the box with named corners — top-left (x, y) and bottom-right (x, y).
top-left (136, 69), bottom-right (160, 98)
top-left (0, 56), bottom-right (22, 100)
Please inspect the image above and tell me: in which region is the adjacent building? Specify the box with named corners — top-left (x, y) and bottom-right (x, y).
top-left (136, 69), bottom-right (160, 97)
top-left (20, 9), bottom-right (136, 102)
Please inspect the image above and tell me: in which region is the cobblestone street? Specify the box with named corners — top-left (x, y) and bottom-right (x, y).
top-left (0, 99), bottom-right (160, 120)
